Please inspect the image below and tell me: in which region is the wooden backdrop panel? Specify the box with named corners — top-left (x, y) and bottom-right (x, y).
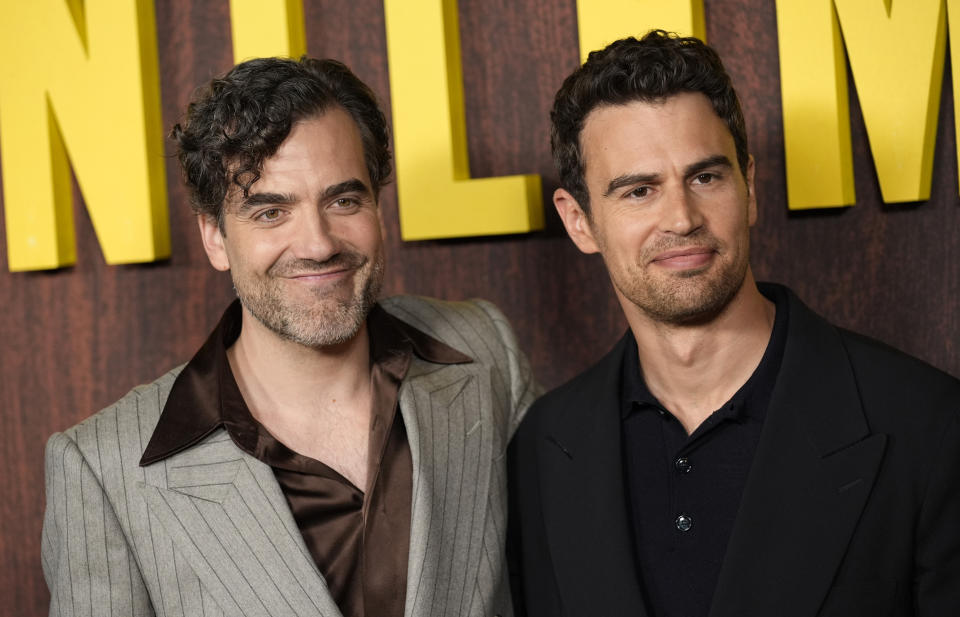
top-left (1, 0), bottom-right (957, 613)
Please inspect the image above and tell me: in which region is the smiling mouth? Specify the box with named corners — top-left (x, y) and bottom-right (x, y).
top-left (272, 254), bottom-right (368, 281)
top-left (286, 268), bottom-right (354, 282)
top-left (651, 247), bottom-right (717, 269)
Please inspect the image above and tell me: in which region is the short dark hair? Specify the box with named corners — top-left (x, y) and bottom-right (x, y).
top-left (550, 30), bottom-right (749, 211)
top-left (171, 57), bottom-right (391, 223)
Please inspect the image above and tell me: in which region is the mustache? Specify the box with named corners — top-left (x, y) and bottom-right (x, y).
top-left (644, 229), bottom-right (721, 257)
top-left (268, 252), bottom-right (368, 277)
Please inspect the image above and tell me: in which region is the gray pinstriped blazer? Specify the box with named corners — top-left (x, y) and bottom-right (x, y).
top-left (42, 296), bottom-right (537, 617)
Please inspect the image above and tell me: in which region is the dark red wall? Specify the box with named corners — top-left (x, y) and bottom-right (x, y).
top-left (2, 1), bottom-right (958, 612)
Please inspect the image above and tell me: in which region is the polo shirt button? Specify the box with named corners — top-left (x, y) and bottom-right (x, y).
top-left (676, 514), bottom-right (693, 532)
top-left (675, 457), bottom-right (692, 473)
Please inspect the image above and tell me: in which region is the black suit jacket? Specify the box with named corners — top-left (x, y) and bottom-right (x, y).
top-left (509, 285), bottom-right (960, 617)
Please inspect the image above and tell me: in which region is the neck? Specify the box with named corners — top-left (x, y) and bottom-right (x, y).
top-left (623, 273), bottom-right (775, 435)
top-left (226, 307), bottom-right (373, 422)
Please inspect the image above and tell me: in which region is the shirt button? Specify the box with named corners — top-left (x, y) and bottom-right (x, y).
top-left (675, 457), bottom-right (692, 474)
top-left (676, 514), bottom-right (693, 532)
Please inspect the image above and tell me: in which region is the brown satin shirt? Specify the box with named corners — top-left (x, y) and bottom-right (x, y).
top-left (140, 300), bottom-right (471, 617)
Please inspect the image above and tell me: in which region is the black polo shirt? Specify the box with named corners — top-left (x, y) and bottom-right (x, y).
top-left (621, 285), bottom-right (789, 617)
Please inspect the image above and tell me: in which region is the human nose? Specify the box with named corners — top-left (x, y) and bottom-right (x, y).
top-left (292, 208), bottom-right (339, 260)
top-left (658, 186), bottom-right (704, 236)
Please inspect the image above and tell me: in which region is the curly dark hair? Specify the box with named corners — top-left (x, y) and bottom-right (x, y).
top-left (551, 30), bottom-right (749, 211)
top-left (171, 56), bottom-right (391, 224)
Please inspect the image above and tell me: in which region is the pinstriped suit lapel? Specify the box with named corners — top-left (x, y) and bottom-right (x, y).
top-left (138, 430), bottom-right (343, 617)
top-left (400, 358), bottom-right (496, 617)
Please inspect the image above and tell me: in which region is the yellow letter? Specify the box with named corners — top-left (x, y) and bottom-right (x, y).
top-left (576, 0), bottom-right (706, 62)
top-left (948, 0), bottom-right (960, 194)
top-left (229, 0), bottom-right (306, 63)
top-left (384, 0), bottom-right (543, 240)
top-left (0, 0), bottom-right (168, 271)
top-left (835, 0), bottom-right (946, 203)
top-left (776, 0), bottom-right (855, 209)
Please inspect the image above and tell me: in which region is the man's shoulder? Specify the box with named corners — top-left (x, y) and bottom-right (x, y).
top-left (776, 283), bottom-right (959, 409)
top-left (780, 283), bottom-right (958, 400)
top-left (521, 333), bottom-right (628, 437)
top-left (837, 327), bottom-right (960, 415)
top-left (779, 284), bottom-right (960, 441)
top-left (379, 294), bottom-right (514, 361)
top-left (49, 365), bottom-right (186, 460)
top-left (380, 294), bottom-right (503, 325)
top-left (839, 327), bottom-right (958, 384)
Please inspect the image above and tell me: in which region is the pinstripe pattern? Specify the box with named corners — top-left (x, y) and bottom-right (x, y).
top-left (42, 297), bottom-right (537, 617)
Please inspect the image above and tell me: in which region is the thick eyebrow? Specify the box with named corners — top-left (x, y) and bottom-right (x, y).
top-left (602, 155), bottom-right (735, 198)
top-left (322, 178), bottom-right (372, 201)
top-left (239, 191), bottom-right (296, 212)
top-left (604, 172), bottom-right (661, 198)
top-left (237, 178), bottom-right (372, 213)
top-left (683, 154), bottom-right (733, 178)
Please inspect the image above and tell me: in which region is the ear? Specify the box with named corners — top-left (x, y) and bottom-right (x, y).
top-left (197, 214), bottom-right (231, 271)
top-left (745, 155), bottom-right (758, 226)
top-left (554, 188), bottom-right (600, 254)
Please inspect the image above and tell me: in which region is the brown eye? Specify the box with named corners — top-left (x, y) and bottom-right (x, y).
top-left (334, 197), bottom-right (360, 209)
top-left (259, 208), bottom-right (282, 221)
top-left (694, 173), bottom-right (715, 184)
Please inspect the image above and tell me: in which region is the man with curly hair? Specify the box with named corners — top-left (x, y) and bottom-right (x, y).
top-left (42, 57), bottom-right (535, 617)
top-left (509, 31), bottom-right (960, 617)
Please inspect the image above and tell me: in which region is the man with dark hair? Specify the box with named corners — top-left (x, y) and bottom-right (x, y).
top-left (43, 57), bottom-right (535, 617)
top-left (509, 30), bottom-right (960, 617)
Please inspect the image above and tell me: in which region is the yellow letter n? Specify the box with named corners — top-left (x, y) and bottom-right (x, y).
top-left (0, 0), bottom-right (169, 271)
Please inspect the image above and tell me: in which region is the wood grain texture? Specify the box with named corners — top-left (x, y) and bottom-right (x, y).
top-left (1, 0), bottom-right (957, 613)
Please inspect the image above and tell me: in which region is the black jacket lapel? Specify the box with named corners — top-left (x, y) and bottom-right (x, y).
top-left (709, 288), bottom-right (887, 617)
top-left (537, 334), bottom-right (649, 617)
